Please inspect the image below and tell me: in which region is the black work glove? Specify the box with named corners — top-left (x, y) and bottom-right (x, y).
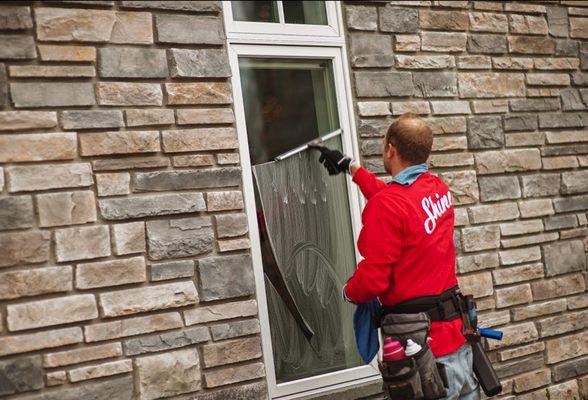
top-left (309, 144), bottom-right (353, 175)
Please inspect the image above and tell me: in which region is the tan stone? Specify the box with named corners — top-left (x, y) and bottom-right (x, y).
top-left (527, 88), bottom-right (560, 97)
top-left (492, 57), bottom-right (534, 70)
top-left (176, 108), bottom-right (234, 125)
top-left (126, 109), bottom-right (174, 127)
top-left (99, 281), bottom-right (198, 317)
top-left (499, 246), bottom-right (542, 266)
top-left (112, 221), bottom-right (146, 255)
top-left (513, 369), bottom-right (551, 393)
top-left (55, 225), bottom-right (111, 262)
top-left (173, 155), bottom-right (215, 168)
top-left (205, 362), bottom-right (265, 388)
top-left (37, 190), bottom-right (96, 227)
top-left (0, 266), bottom-right (72, 300)
top-left (504, 3), bottom-right (545, 13)
top-left (432, 136), bottom-right (467, 151)
top-left (394, 34), bottom-right (420, 51)
top-left (0, 111), bottom-right (57, 131)
top-left (458, 72), bottom-right (525, 98)
top-left (425, 116), bottom-right (466, 134)
top-left (162, 128), bottom-right (238, 153)
top-left (217, 153), bottom-right (239, 165)
top-left (505, 132), bottom-right (545, 147)
top-left (218, 238), bottom-right (251, 252)
top-left (570, 17), bottom-right (588, 38)
top-left (419, 10), bottom-right (468, 30)
top-left (0, 327), bottom-right (82, 357)
top-left (545, 130), bottom-right (588, 144)
top-left (390, 101), bottom-right (430, 115)
top-left (43, 342), bottom-right (122, 368)
top-left (84, 312), bottom-right (183, 342)
top-left (69, 359), bottom-right (133, 383)
top-left (428, 153), bottom-right (474, 168)
top-left (76, 256), bottom-right (146, 289)
top-left (501, 232), bottom-right (558, 249)
top-left (202, 337), bottom-right (263, 368)
top-left (8, 65), bottom-right (95, 77)
top-left (469, 12), bottom-right (508, 32)
top-left (518, 199), bottom-right (554, 218)
top-left (184, 300), bottom-right (258, 326)
top-left (35, 7), bottom-right (116, 42)
top-left (472, 99), bottom-right (508, 114)
top-left (46, 371), bottom-right (67, 387)
top-left (6, 163), bottom-right (93, 193)
top-left (438, 170), bottom-right (479, 205)
top-left (135, 349), bottom-right (200, 400)
top-left (0, 231), bottom-right (50, 268)
top-left (499, 220), bottom-right (544, 236)
top-left (165, 82), bottom-right (232, 105)
top-left (531, 274), bottom-right (585, 301)
top-left (535, 58), bottom-right (580, 70)
top-left (474, 149), bottom-right (541, 174)
top-left (542, 156), bottom-right (579, 170)
top-left (421, 31), bottom-right (467, 52)
top-left (38, 45), bottom-right (96, 62)
top-left (111, 11), bottom-right (153, 44)
top-left (486, 322), bottom-right (538, 350)
top-left (499, 342), bottom-right (545, 361)
top-left (508, 35), bottom-right (555, 54)
top-left (526, 73), bottom-right (570, 86)
top-left (457, 271), bottom-right (493, 298)
top-left (509, 14), bottom-right (548, 35)
top-left (80, 130), bottom-right (160, 156)
top-left (462, 225), bottom-right (500, 252)
top-left (545, 332), bottom-right (588, 364)
top-left (96, 173), bottom-right (130, 197)
top-left (98, 82), bottom-right (162, 106)
top-left (7, 294), bottom-right (98, 331)
top-left (206, 191), bottom-right (244, 211)
top-left (468, 202), bottom-right (519, 224)
top-left (0, 132), bottom-right (76, 163)
top-left (495, 284), bottom-right (533, 308)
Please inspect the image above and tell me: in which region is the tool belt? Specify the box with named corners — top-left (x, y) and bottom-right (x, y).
top-left (381, 286), bottom-right (461, 323)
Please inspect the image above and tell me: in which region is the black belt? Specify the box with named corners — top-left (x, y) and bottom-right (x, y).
top-left (381, 286), bottom-right (462, 322)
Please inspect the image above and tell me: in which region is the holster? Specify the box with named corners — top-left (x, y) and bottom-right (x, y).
top-left (379, 313), bottom-right (448, 400)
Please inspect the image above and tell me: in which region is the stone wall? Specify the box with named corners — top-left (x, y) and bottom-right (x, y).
top-left (0, 1), bottom-right (266, 399)
top-left (344, 0), bottom-right (587, 398)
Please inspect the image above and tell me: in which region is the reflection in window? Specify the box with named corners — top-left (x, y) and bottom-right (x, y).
top-left (240, 57), bottom-right (361, 383)
top-left (283, 1), bottom-right (328, 25)
top-left (232, 1), bottom-right (328, 25)
top-left (232, 1), bottom-right (278, 22)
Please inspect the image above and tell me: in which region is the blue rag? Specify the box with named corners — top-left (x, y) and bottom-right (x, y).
top-left (353, 299), bottom-right (381, 364)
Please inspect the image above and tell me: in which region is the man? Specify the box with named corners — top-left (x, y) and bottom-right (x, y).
top-left (312, 114), bottom-right (480, 400)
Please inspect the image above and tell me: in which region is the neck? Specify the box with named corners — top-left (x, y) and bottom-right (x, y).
top-left (391, 161), bottom-right (414, 177)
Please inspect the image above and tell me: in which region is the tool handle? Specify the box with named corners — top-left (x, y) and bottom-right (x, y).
top-left (479, 328), bottom-right (503, 341)
top-left (471, 341), bottom-right (502, 397)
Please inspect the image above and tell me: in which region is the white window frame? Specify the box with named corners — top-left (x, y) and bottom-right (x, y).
top-left (225, 2), bottom-right (379, 399)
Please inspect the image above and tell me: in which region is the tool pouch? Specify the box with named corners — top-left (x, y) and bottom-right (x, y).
top-left (380, 313), bottom-right (447, 400)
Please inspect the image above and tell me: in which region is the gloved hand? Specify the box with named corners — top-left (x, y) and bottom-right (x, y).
top-left (309, 144), bottom-right (353, 175)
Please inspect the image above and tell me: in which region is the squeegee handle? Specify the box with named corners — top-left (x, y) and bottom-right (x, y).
top-left (479, 328), bottom-right (503, 341)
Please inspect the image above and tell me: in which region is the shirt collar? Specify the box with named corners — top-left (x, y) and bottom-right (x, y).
top-left (390, 163), bottom-right (428, 186)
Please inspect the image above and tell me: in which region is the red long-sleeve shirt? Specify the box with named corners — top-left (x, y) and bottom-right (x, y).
top-left (345, 167), bottom-right (466, 357)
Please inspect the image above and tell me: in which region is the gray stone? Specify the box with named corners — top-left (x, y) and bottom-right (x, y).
top-left (413, 72), bottom-right (457, 98)
top-left (215, 213), bottom-right (248, 238)
top-left (124, 326), bottom-right (210, 356)
top-left (11, 82), bottom-right (95, 108)
top-left (0, 64), bottom-right (6, 107)
top-left (198, 255), bottom-right (255, 301)
top-left (350, 33), bottom-right (394, 67)
top-left (18, 374), bottom-right (133, 400)
top-left (467, 116), bottom-right (503, 149)
top-left (504, 114), bottom-right (538, 131)
top-left (379, 7), bottom-right (417, 33)
top-left (147, 217), bottom-right (213, 260)
top-left (522, 174), bottom-right (561, 197)
top-left (479, 176), bottom-right (521, 202)
top-left (55, 225), bottom-right (111, 262)
top-left (554, 195), bottom-right (588, 213)
top-left (169, 48), bottom-right (230, 78)
top-left (98, 47), bottom-right (168, 78)
top-left (135, 349), bottom-right (200, 400)
top-left (0, 35), bottom-right (36, 59)
top-left (354, 72), bottom-right (414, 97)
top-left (358, 118), bottom-right (392, 137)
top-left (421, 32), bottom-right (467, 52)
top-left (495, 355), bottom-right (545, 379)
top-left (7, 163), bottom-right (93, 193)
top-left (122, 1), bottom-right (220, 11)
top-left (572, 72), bottom-right (588, 85)
top-left (93, 157), bottom-right (170, 171)
top-left (0, 356), bottom-right (43, 396)
top-left (552, 355), bottom-right (588, 382)
top-left (561, 88), bottom-right (586, 111)
top-left (467, 34), bottom-right (507, 54)
top-left (61, 110), bottom-right (123, 130)
top-left (510, 98), bottom-right (560, 112)
top-left (562, 170), bottom-right (588, 194)
top-left (539, 112), bottom-right (588, 128)
top-left (156, 14), bottom-right (223, 44)
top-left (190, 382), bottom-right (267, 400)
top-left (542, 144), bottom-right (588, 156)
top-left (210, 319), bottom-right (260, 341)
top-left (544, 215), bottom-right (578, 231)
top-left (461, 226), bottom-right (501, 252)
top-left (508, 35), bottom-right (555, 55)
top-left (547, 6), bottom-right (569, 37)
top-left (582, 42), bottom-right (588, 70)
top-left (556, 39), bottom-right (579, 56)
top-left (99, 193), bottom-right (205, 220)
top-left (133, 168), bottom-right (241, 191)
top-left (0, 196), bottom-right (33, 230)
top-left (0, 7), bottom-right (33, 30)
top-left (151, 260), bottom-right (194, 281)
top-left (345, 5), bottom-right (377, 31)
top-left (543, 240), bottom-right (586, 277)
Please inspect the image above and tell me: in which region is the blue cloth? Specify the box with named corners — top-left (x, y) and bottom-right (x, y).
top-left (353, 299), bottom-right (381, 364)
top-left (436, 344), bottom-right (480, 400)
top-left (390, 163), bottom-right (428, 186)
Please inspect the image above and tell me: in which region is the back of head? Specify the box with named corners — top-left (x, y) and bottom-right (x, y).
top-left (385, 113), bottom-right (433, 164)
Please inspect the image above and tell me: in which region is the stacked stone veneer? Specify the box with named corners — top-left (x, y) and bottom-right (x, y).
top-left (345, 1), bottom-right (587, 399)
top-left (0, 1), bottom-right (267, 399)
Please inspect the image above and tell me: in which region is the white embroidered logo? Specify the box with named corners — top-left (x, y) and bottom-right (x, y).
top-left (421, 191), bottom-right (452, 234)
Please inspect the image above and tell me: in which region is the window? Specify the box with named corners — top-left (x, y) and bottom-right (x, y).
top-left (232, 1), bottom-right (328, 25)
top-left (225, 2), bottom-right (379, 398)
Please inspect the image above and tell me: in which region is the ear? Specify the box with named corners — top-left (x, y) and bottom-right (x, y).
top-left (386, 143), bottom-right (396, 159)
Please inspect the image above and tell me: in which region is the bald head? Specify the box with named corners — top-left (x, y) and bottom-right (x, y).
top-left (385, 113), bottom-right (433, 165)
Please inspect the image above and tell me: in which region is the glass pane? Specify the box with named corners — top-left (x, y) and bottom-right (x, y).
top-left (240, 57), bottom-right (361, 384)
top-left (232, 1), bottom-right (279, 22)
top-left (283, 1), bottom-right (328, 25)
